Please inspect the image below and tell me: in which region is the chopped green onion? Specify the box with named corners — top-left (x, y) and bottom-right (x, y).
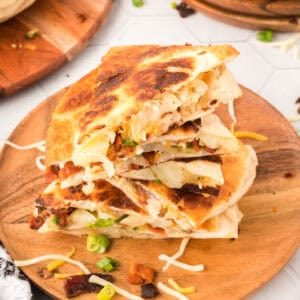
top-left (24, 28), bottom-right (40, 40)
top-left (87, 235), bottom-right (110, 254)
top-left (153, 179), bottom-right (162, 184)
top-left (52, 215), bottom-right (60, 225)
top-left (96, 257), bottom-right (119, 272)
top-left (115, 214), bottom-right (129, 224)
top-left (97, 284), bottom-right (116, 300)
top-left (171, 145), bottom-right (181, 149)
top-left (132, 226), bottom-right (139, 231)
top-left (132, 0), bottom-right (144, 7)
top-left (88, 219), bottom-right (115, 228)
top-left (171, 1), bottom-right (177, 9)
top-left (121, 139), bottom-right (137, 147)
top-left (186, 142), bottom-right (193, 149)
top-left (256, 30), bottom-right (273, 42)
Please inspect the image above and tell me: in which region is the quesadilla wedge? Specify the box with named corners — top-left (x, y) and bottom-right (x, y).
top-left (30, 140), bottom-right (257, 238)
top-left (46, 44), bottom-right (241, 172)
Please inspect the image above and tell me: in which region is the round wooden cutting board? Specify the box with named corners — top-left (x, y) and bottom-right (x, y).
top-left (0, 0), bottom-right (112, 96)
top-left (184, 0), bottom-right (300, 32)
top-left (0, 87), bottom-right (299, 299)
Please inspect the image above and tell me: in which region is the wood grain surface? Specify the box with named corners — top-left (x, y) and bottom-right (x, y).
top-left (0, 0), bottom-right (112, 96)
top-left (0, 87), bottom-right (299, 299)
top-left (184, 0), bottom-right (300, 32)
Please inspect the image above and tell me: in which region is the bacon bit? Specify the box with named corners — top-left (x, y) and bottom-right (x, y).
top-left (114, 134), bottom-right (122, 152)
top-left (59, 162), bottom-right (83, 180)
top-left (284, 172), bottom-right (294, 178)
top-left (192, 140), bottom-right (200, 151)
top-left (50, 208), bottom-right (73, 227)
top-left (64, 273), bottom-right (114, 298)
top-left (146, 224), bottom-right (165, 235)
top-left (295, 97), bottom-right (300, 104)
top-left (175, 2), bottom-right (196, 18)
top-left (128, 263), bottom-right (155, 285)
top-left (29, 215), bottom-right (45, 230)
top-left (45, 165), bottom-right (60, 183)
top-left (131, 164), bottom-right (142, 170)
top-left (203, 146), bottom-right (217, 153)
top-left (143, 152), bottom-right (156, 165)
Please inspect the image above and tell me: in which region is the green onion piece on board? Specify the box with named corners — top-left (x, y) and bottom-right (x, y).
top-left (97, 284), bottom-right (116, 300)
top-left (256, 30), bottom-right (273, 42)
top-left (132, 0), bottom-right (144, 7)
top-left (86, 235), bottom-right (110, 253)
top-left (96, 257), bottom-right (119, 272)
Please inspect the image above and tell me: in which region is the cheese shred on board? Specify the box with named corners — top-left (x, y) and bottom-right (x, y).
top-left (162, 238), bottom-right (190, 271)
top-left (14, 254), bottom-right (90, 274)
top-left (89, 275), bottom-right (143, 300)
top-left (159, 254), bottom-right (204, 272)
top-left (168, 278), bottom-right (195, 294)
top-left (158, 282), bottom-right (189, 300)
top-left (2, 140), bottom-right (46, 151)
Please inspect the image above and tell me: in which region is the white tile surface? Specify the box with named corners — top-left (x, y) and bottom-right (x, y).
top-left (183, 12), bottom-right (253, 43)
top-left (109, 16), bottom-right (198, 45)
top-left (0, 1), bottom-right (299, 299)
top-left (228, 42), bottom-right (273, 92)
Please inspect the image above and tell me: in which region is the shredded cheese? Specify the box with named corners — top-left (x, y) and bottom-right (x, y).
top-left (167, 278), bottom-right (195, 294)
top-left (47, 247), bottom-right (75, 271)
top-left (54, 272), bottom-right (83, 279)
top-left (234, 131), bottom-right (268, 141)
top-left (89, 275), bottom-right (143, 300)
top-left (159, 254), bottom-right (204, 272)
top-left (35, 155), bottom-right (46, 171)
top-left (157, 282), bottom-right (189, 300)
top-left (2, 140), bottom-right (46, 152)
top-left (162, 238), bottom-right (190, 271)
top-left (228, 101), bottom-right (237, 124)
top-left (14, 255), bottom-right (90, 274)
top-left (258, 33), bottom-right (300, 53)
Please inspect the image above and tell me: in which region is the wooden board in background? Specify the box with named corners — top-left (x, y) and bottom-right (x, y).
top-left (0, 87), bottom-right (299, 299)
top-left (184, 0), bottom-right (300, 32)
top-left (0, 0), bottom-right (112, 96)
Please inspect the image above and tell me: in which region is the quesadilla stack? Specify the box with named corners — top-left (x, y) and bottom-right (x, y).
top-left (30, 45), bottom-right (257, 239)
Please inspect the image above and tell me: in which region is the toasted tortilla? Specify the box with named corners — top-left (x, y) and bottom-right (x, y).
top-left (46, 45), bottom-right (241, 167)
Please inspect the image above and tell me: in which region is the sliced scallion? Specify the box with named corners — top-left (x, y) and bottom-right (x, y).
top-left (97, 284), bottom-right (116, 300)
top-left (121, 139), bottom-right (137, 147)
top-left (87, 235), bottom-right (110, 254)
top-left (132, 0), bottom-right (144, 7)
top-left (96, 257), bottom-right (119, 272)
top-left (256, 30), bottom-right (273, 42)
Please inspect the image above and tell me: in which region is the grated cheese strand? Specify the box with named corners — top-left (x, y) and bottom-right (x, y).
top-left (89, 275), bottom-right (143, 300)
top-left (159, 254), bottom-right (204, 272)
top-left (168, 278), bottom-right (195, 294)
top-left (54, 272), bottom-right (83, 279)
top-left (234, 131), bottom-right (268, 141)
top-left (228, 100), bottom-right (237, 124)
top-left (47, 247), bottom-right (75, 271)
top-left (158, 282), bottom-right (189, 300)
top-left (162, 238), bottom-right (190, 271)
top-left (3, 140), bottom-right (46, 152)
top-left (14, 255), bottom-right (90, 274)
top-left (35, 155), bottom-right (46, 171)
